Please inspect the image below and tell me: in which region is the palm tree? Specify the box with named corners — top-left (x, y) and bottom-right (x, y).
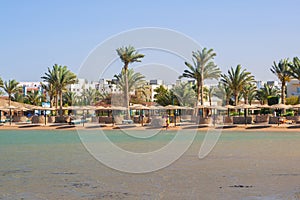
top-left (214, 83), bottom-right (232, 106)
top-left (256, 84), bottom-right (280, 105)
top-left (241, 83), bottom-right (257, 104)
top-left (1, 79), bottom-right (21, 106)
top-left (63, 91), bottom-right (77, 106)
top-left (154, 86), bottom-right (178, 106)
top-left (180, 48), bottom-right (221, 110)
top-left (0, 77), bottom-right (3, 87)
top-left (114, 69), bottom-right (146, 107)
top-left (221, 65), bottom-right (255, 106)
top-left (203, 86), bottom-right (216, 106)
top-left (41, 64), bottom-right (77, 115)
top-left (172, 82), bottom-right (196, 107)
top-left (270, 59), bottom-right (291, 104)
top-left (26, 90), bottom-right (44, 106)
top-left (116, 46), bottom-right (144, 119)
top-left (12, 91), bottom-right (24, 103)
top-left (41, 82), bottom-right (56, 108)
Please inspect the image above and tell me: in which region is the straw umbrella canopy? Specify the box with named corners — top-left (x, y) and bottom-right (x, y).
top-left (94, 105), bottom-right (105, 110)
top-left (31, 106), bottom-right (56, 125)
top-left (2, 105), bottom-right (18, 125)
top-left (130, 104), bottom-right (150, 111)
top-left (235, 104), bottom-right (257, 109)
top-left (224, 105), bottom-right (235, 109)
top-left (205, 105), bottom-right (227, 111)
top-left (148, 105), bottom-right (165, 110)
top-left (109, 106), bottom-right (127, 110)
top-left (130, 105), bottom-right (150, 126)
top-left (271, 103), bottom-right (292, 116)
top-left (164, 105), bottom-right (186, 110)
top-left (164, 105), bottom-right (186, 126)
top-left (223, 104), bottom-right (235, 117)
top-left (271, 104), bottom-right (292, 109)
top-left (257, 104), bottom-right (271, 109)
top-left (292, 104), bottom-right (300, 109)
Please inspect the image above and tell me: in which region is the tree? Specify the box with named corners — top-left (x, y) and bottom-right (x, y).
top-left (256, 84), bottom-right (280, 105)
top-left (214, 83), bottom-right (233, 106)
top-left (171, 82), bottom-right (196, 107)
top-left (0, 77), bottom-right (3, 87)
top-left (270, 59), bottom-right (291, 104)
top-left (180, 48), bottom-right (221, 109)
top-left (154, 86), bottom-right (178, 106)
top-left (241, 83), bottom-right (257, 104)
top-left (116, 46), bottom-right (144, 119)
top-left (1, 79), bottom-right (21, 106)
top-left (41, 82), bottom-right (56, 108)
top-left (203, 86), bottom-right (216, 106)
top-left (221, 65), bottom-right (255, 106)
top-left (41, 64), bottom-right (77, 115)
top-left (289, 57), bottom-right (300, 80)
top-left (286, 96), bottom-right (299, 105)
top-left (12, 91), bottom-right (24, 103)
top-left (114, 68), bottom-right (146, 106)
top-left (26, 90), bottom-right (45, 106)
top-left (63, 91), bottom-right (77, 106)
top-left (79, 87), bottom-right (99, 106)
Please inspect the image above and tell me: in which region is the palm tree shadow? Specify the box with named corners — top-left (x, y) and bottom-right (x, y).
top-left (287, 125), bottom-right (300, 129)
top-left (246, 125), bottom-right (271, 129)
top-left (182, 125), bottom-right (208, 129)
top-left (56, 125), bottom-right (75, 129)
top-left (215, 125), bottom-right (237, 129)
top-left (18, 124), bottom-right (41, 128)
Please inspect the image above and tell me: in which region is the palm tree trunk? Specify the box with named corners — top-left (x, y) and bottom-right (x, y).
top-left (234, 93), bottom-right (238, 106)
top-left (195, 82), bottom-right (201, 117)
top-left (124, 64), bottom-right (130, 120)
top-left (8, 95), bottom-right (12, 125)
top-left (55, 91), bottom-right (58, 116)
top-left (226, 97), bottom-right (229, 106)
top-left (60, 91), bottom-right (63, 116)
top-left (281, 82), bottom-right (286, 114)
top-left (200, 79), bottom-right (204, 106)
top-left (244, 95), bottom-right (248, 104)
top-left (281, 82), bottom-right (285, 104)
top-left (50, 95), bottom-right (53, 108)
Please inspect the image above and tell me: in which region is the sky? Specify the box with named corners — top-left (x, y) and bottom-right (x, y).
top-left (0, 0), bottom-right (300, 84)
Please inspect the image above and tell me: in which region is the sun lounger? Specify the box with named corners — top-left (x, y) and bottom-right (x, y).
top-left (69, 119), bottom-right (88, 125)
top-left (122, 119), bottom-right (133, 124)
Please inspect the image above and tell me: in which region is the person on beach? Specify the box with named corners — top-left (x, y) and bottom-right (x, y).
top-left (166, 115), bottom-right (170, 130)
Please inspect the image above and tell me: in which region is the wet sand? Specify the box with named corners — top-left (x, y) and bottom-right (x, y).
top-left (1, 129), bottom-right (300, 199)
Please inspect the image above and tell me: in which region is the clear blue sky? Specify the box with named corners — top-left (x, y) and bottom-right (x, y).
top-left (0, 0), bottom-right (300, 82)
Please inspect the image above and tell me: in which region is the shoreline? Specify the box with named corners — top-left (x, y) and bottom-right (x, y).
top-left (1, 122), bottom-right (300, 132)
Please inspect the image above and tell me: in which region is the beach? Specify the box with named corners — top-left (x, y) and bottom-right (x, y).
top-left (1, 129), bottom-right (300, 199)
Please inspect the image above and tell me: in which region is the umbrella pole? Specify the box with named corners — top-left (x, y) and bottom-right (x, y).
top-left (141, 109), bottom-right (144, 127)
top-left (244, 108), bottom-right (247, 126)
top-left (9, 108), bottom-right (12, 125)
top-left (174, 110), bottom-right (176, 127)
top-left (82, 110), bottom-right (85, 127)
top-left (44, 111), bottom-right (46, 125)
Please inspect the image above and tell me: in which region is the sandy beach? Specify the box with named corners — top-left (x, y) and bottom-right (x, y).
top-left (1, 121), bottom-right (300, 132)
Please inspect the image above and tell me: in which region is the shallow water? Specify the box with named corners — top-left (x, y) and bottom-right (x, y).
top-left (1, 130), bottom-right (300, 199)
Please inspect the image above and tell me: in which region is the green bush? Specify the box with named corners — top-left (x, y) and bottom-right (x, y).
top-left (284, 111), bottom-right (294, 116)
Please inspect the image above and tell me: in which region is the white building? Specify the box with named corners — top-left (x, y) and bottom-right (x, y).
top-left (18, 81), bottom-right (44, 96)
top-left (287, 79), bottom-right (300, 97)
top-left (68, 79), bottom-right (99, 96)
